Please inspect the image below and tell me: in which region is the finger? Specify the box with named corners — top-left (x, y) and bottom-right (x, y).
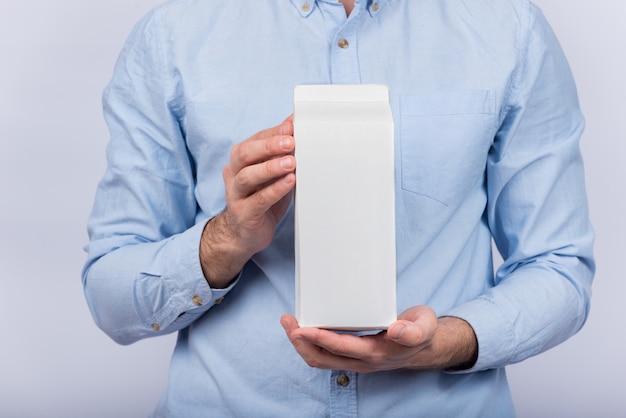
top-left (279, 114), bottom-right (294, 134)
top-left (287, 335), bottom-right (369, 371)
top-left (229, 117), bottom-right (294, 174)
top-left (234, 173), bottom-right (294, 222)
top-left (296, 342), bottom-right (367, 371)
top-left (281, 316), bottom-right (364, 366)
top-left (229, 134), bottom-right (294, 174)
top-left (387, 306), bottom-right (438, 347)
top-left (291, 327), bottom-right (380, 361)
top-left (280, 314), bottom-right (299, 336)
top-left (232, 154), bottom-right (296, 198)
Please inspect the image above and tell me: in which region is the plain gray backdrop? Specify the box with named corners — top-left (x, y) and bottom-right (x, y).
top-left (1, 1), bottom-right (624, 417)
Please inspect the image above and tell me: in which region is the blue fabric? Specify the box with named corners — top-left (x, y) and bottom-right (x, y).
top-left (83, 0), bottom-right (594, 416)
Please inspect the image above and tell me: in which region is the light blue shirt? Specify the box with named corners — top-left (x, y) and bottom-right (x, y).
top-left (83, 0), bottom-right (595, 416)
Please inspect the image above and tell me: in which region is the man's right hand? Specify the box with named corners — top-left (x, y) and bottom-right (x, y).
top-left (199, 116), bottom-right (296, 289)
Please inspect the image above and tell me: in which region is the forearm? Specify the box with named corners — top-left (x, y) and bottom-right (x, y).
top-left (446, 258), bottom-right (592, 371)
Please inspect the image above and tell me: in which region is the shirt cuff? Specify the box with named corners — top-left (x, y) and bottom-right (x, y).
top-left (149, 219), bottom-right (241, 334)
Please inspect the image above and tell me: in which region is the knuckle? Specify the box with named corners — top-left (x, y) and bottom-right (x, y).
top-left (254, 190), bottom-right (269, 207)
top-left (235, 169), bottom-right (251, 188)
top-left (269, 178), bottom-right (282, 195)
top-left (222, 165), bottom-right (230, 179)
top-left (328, 341), bottom-right (348, 356)
top-left (230, 144), bottom-right (239, 161)
top-left (264, 137), bottom-right (275, 155)
top-left (263, 160), bottom-right (274, 177)
top-left (305, 357), bottom-right (323, 369)
top-left (233, 143), bottom-right (249, 164)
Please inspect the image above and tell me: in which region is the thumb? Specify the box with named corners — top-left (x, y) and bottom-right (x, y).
top-left (387, 306), bottom-right (437, 346)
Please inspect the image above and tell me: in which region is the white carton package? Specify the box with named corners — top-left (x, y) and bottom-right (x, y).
top-left (293, 84), bottom-right (397, 330)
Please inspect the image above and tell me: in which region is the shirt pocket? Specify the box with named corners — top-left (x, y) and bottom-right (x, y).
top-left (399, 91), bottom-right (496, 206)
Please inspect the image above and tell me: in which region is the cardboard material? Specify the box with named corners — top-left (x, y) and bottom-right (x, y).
top-left (293, 84), bottom-right (397, 330)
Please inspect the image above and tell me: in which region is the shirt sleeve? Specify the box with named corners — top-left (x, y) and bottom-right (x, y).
top-left (444, 3), bottom-right (595, 371)
top-left (82, 9), bottom-right (236, 345)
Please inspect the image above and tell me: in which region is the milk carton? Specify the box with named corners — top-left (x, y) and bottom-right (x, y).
top-left (294, 84), bottom-right (396, 330)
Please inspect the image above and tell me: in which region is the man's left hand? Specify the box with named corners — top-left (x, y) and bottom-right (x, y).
top-left (280, 306), bottom-right (477, 373)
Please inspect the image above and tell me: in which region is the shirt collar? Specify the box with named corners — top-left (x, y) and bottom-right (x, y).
top-left (290, 0), bottom-right (388, 18)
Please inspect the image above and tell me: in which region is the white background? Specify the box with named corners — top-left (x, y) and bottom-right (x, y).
top-left (0, 1), bottom-right (624, 416)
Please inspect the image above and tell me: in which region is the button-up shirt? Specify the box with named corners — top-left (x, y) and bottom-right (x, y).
top-left (83, 1), bottom-right (594, 416)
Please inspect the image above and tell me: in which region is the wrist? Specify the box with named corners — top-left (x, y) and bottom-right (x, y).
top-left (434, 316), bottom-right (478, 371)
top-left (199, 213), bottom-right (252, 289)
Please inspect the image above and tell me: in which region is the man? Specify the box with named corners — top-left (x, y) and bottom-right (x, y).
top-left (83, 0), bottom-right (594, 416)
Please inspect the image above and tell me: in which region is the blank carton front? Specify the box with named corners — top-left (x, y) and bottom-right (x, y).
top-left (294, 84), bottom-right (397, 330)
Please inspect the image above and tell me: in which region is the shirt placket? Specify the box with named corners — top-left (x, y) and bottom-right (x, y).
top-left (329, 370), bottom-right (358, 417)
top-left (329, 13), bottom-right (361, 84)
top-left (313, 0), bottom-right (363, 84)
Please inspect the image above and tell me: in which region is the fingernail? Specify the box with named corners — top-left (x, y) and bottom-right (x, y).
top-left (280, 136), bottom-right (293, 150)
top-left (283, 173), bottom-right (295, 184)
top-left (390, 324), bottom-right (406, 339)
top-left (280, 157), bottom-right (293, 169)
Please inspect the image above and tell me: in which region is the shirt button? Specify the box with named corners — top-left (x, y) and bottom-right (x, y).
top-left (302, 2), bottom-right (311, 12)
top-left (336, 373), bottom-right (350, 387)
top-left (372, 3), bottom-right (380, 12)
top-left (192, 295), bottom-right (203, 306)
top-left (151, 323), bottom-right (161, 332)
top-left (214, 297), bottom-right (225, 305)
top-left (338, 38), bottom-right (349, 49)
